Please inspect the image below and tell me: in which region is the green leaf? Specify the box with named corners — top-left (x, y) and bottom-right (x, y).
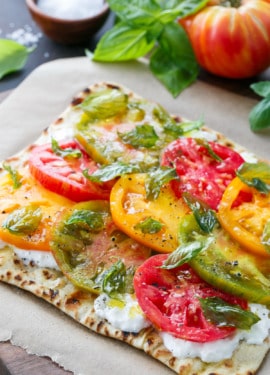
top-left (249, 95), bottom-right (270, 131)
top-left (83, 162), bottom-right (141, 183)
top-left (108, 0), bottom-right (208, 26)
top-left (99, 260), bottom-right (135, 297)
top-left (93, 22), bottom-right (155, 61)
top-left (118, 124), bottom-right (159, 148)
top-left (80, 88), bottom-right (128, 119)
top-left (162, 213), bottom-right (215, 269)
top-left (150, 23), bottom-right (199, 97)
top-left (145, 166), bottom-right (178, 200)
top-left (134, 217), bottom-right (164, 234)
top-left (250, 81), bottom-right (270, 98)
top-left (2, 205), bottom-right (42, 235)
top-left (183, 193), bottom-right (219, 233)
top-left (200, 297), bottom-right (260, 330)
top-left (236, 162), bottom-right (270, 194)
top-left (65, 209), bottom-right (105, 231)
top-left (0, 39), bottom-right (29, 79)
top-left (108, 0), bottom-right (162, 27)
top-left (195, 138), bottom-right (223, 162)
top-left (51, 138), bottom-right (82, 159)
top-left (162, 235), bottom-right (214, 269)
top-left (2, 163), bottom-right (22, 189)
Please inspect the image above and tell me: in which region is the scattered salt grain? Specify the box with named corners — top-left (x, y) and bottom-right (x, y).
top-left (6, 26), bottom-right (42, 48)
top-left (37, 0), bottom-right (105, 20)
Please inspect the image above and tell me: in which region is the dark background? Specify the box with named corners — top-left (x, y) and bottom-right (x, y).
top-left (0, 0), bottom-right (114, 92)
top-left (0, 1), bottom-right (269, 97)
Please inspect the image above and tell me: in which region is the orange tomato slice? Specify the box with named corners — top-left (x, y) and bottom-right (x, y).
top-left (218, 177), bottom-right (270, 257)
top-left (110, 173), bottom-right (190, 253)
top-left (0, 168), bottom-right (74, 251)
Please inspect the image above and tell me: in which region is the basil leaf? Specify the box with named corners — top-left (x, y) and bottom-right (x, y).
top-left (0, 39), bottom-right (29, 80)
top-left (108, 0), bottom-right (162, 27)
top-left (65, 209), bottom-right (105, 231)
top-left (200, 297), bottom-right (260, 330)
top-left (150, 23), bottom-right (199, 97)
top-left (80, 88), bottom-right (128, 119)
top-left (2, 163), bottom-right (22, 189)
top-left (183, 193), bottom-right (219, 233)
top-left (162, 235), bottom-right (214, 269)
top-left (134, 217), bottom-right (163, 234)
top-left (99, 260), bottom-right (135, 297)
top-left (236, 162), bottom-right (270, 194)
top-left (2, 205), bottom-right (42, 235)
top-left (118, 124), bottom-right (159, 148)
top-left (93, 22), bottom-right (156, 61)
top-left (51, 138), bottom-right (82, 159)
top-left (249, 95), bottom-right (270, 131)
top-left (83, 162), bottom-right (141, 182)
top-left (195, 139), bottom-right (223, 161)
top-left (250, 81), bottom-right (270, 98)
top-left (145, 166), bottom-right (178, 200)
top-left (262, 220), bottom-right (270, 253)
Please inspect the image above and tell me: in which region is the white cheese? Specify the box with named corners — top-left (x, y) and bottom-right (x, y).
top-left (13, 248), bottom-right (59, 269)
top-left (94, 293), bottom-right (151, 333)
top-left (0, 241), bottom-right (59, 270)
top-left (161, 303), bottom-right (270, 363)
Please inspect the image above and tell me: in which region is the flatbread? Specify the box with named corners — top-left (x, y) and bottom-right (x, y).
top-left (0, 82), bottom-right (269, 375)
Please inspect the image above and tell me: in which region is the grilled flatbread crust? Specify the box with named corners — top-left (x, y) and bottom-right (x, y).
top-left (0, 82), bottom-right (269, 375)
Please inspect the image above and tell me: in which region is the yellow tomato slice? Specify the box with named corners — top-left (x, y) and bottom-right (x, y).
top-left (110, 173), bottom-right (190, 253)
top-left (0, 168), bottom-right (74, 251)
top-left (218, 177), bottom-right (270, 257)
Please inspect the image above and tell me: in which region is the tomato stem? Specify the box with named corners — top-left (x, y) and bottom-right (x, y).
top-left (220, 0), bottom-right (241, 7)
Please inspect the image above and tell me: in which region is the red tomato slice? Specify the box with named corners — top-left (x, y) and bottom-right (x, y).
top-left (161, 138), bottom-right (244, 210)
top-left (28, 140), bottom-right (113, 202)
top-left (134, 254), bottom-right (248, 343)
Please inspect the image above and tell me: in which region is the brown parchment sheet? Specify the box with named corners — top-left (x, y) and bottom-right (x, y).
top-left (0, 57), bottom-right (269, 375)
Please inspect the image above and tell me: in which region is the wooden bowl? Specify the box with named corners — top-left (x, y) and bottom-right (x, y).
top-left (25, 0), bottom-right (110, 45)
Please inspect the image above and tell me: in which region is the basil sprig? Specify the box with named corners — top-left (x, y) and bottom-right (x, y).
top-left (134, 217), bottom-right (164, 234)
top-left (118, 124), bottom-right (159, 148)
top-left (92, 0), bottom-right (208, 97)
top-left (145, 166), bottom-right (178, 200)
top-left (249, 81), bottom-right (270, 132)
top-left (98, 260), bottom-right (135, 297)
top-left (83, 162), bottom-right (141, 182)
top-left (162, 214), bottom-right (215, 269)
top-left (51, 138), bottom-right (82, 159)
top-left (200, 297), bottom-right (260, 330)
top-left (3, 163), bottom-right (22, 189)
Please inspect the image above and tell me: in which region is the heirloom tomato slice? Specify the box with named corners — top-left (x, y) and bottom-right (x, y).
top-left (218, 177), bottom-right (270, 256)
top-left (0, 169), bottom-right (73, 250)
top-left (50, 200), bottom-right (151, 294)
top-left (28, 140), bottom-right (113, 202)
top-left (133, 254), bottom-right (248, 343)
top-left (110, 173), bottom-right (190, 253)
top-left (161, 138), bottom-right (244, 210)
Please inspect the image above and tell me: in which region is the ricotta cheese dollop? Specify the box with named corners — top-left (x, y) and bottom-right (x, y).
top-left (94, 293), bottom-right (151, 333)
top-left (161, 303), bottom-right (270, 363)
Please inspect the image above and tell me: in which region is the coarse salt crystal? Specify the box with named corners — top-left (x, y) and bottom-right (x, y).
top-left (37, 0), bottom-right (105, 20)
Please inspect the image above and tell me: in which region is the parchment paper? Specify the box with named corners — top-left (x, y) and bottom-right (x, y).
top-left (0, 57), bottom-right (269, 375)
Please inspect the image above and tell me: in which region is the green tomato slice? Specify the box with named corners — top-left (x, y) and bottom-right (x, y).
top-left (50, 200), bottom-right (151, 294)
top-left (73, 86), bottom-right (185, 168)
top-left (189, 229), bottom-right (270, 305)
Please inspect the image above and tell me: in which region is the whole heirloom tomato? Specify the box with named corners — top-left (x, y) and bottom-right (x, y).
top-left (180, 0), bottom-right (270, 78)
